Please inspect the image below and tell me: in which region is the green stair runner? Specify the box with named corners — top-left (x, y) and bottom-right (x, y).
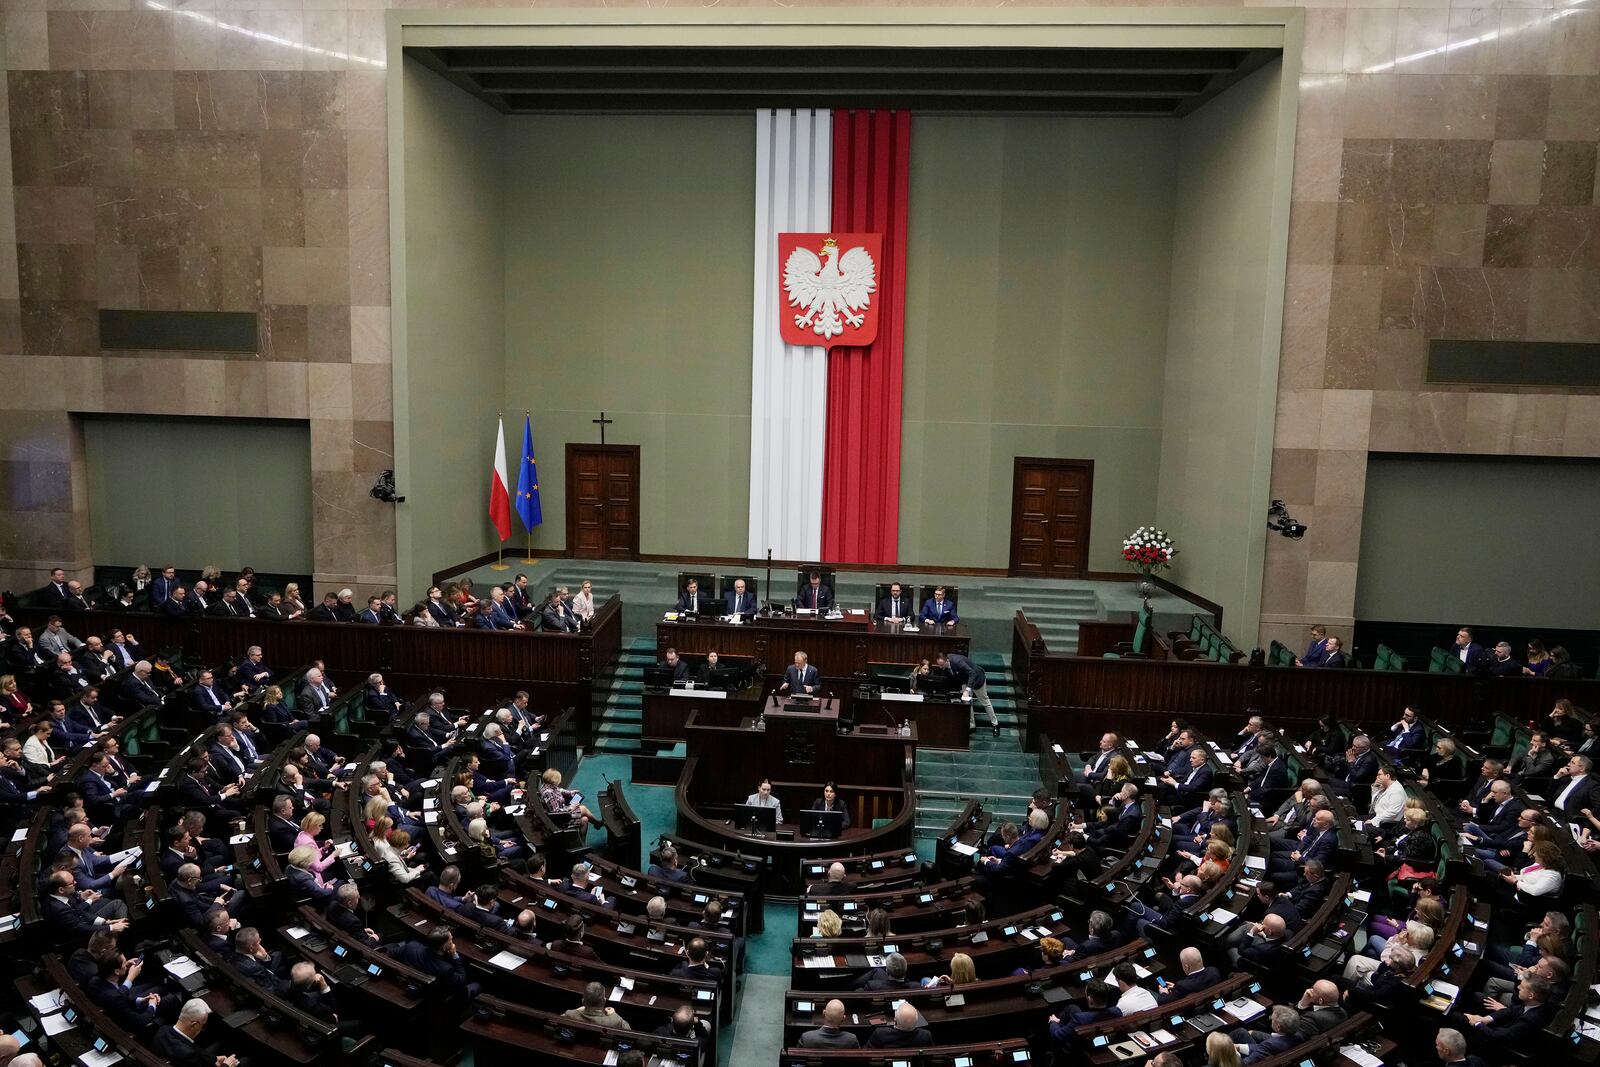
top-left (591, 637), bottom-right (656, 754)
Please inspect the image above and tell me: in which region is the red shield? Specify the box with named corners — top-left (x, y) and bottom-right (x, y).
top-left (777, 232), bottom-right (882, 349)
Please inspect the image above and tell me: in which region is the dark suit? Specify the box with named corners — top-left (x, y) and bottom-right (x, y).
top-left (161, 599), bottom-right (190, 620)
top-left (1384, 722), bottom-right (1427, 752)
top-left (542, 601), bottom-right (579, 632)
top-left (1552, 774), bottom-right (1598, 816)
top-left (1088, 801), bottom-right (1142, 847)
top-left (150, 575), bottom-right (179, 604)
top-left (1158, 965), bottom-right (1220, 1003)
top-left (1242, 1032), bottom-right (1298, 1064)
top-left (920, 597), bottom-right (958, 625)
top-left (152, 1027), bottom-right (215, 1067)
top-left (795, 584), bottom-right (834, 610)
top-left (875, 595), bottom-right (912, 621)
top-left (806, 796), bottom-right (851, 832)
top-left (676, 591), bottom-right (709, 614)
top-left (1477, 1000), bottom-right (1556, 1043)
top-left (426, 600), bottom-right (458, 626)
top-left (383, 941), bottom-right (468, 992)
top-left (725, 590), bottom-right (756, 615)
top-left (867, 1026), bottom-right (933, 1048)
top-left (784, 664), bottom-right (819, 693)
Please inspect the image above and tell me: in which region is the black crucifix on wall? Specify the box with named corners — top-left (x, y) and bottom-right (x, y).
top-left (592, 412), bottom-right (614, 444)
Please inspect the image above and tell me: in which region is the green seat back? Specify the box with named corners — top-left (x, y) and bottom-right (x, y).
top-left (1429, 647), bottom-right (1448, 673)
top-left (1131, 606), bottom-right (1150, 654)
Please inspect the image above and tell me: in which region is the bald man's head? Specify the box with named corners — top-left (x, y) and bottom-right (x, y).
top-left (1312, 979), bottom-right (1339, 1005)
top-left (822, 1000), bottom-right (847, 1027)
top-left (1179, 947), bottom-right (1204, 974)
top-left (895, 1002), bottom-right (920, 1031)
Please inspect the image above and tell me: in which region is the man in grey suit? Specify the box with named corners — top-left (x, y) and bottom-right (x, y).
top-left (800, 1000), bottom-right (860, 1048)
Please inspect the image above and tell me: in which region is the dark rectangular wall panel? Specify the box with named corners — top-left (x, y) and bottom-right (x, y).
top-left (99, 309), bottom-right (259, 354)
top-left (1427, 339), bottom-right (1600, 388)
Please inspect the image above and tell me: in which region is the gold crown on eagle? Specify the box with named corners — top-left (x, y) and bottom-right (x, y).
top-left (821, 237), bottom-right (838, 251)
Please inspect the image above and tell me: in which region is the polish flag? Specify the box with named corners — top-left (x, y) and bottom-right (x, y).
top-left (489, 416), bottom-right (512, 541)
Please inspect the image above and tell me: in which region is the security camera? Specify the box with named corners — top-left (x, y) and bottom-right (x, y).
top-left (1266, 499), bottom-right (1306, 539)
top-left (370, 469), bottom-right (405, 504)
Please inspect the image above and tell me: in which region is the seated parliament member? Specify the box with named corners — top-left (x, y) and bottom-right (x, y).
top-left (745, 779), bottom-right (783, 824)
top-left (676, 578), bottom-right (709, 615)
top-left (876, 583), bottom-right (913, 623)
top-left (920, 586), bottom-right (959, 626)
top-left (795, 571), bottom-right (833, 611)
top-left (780, 651), bottom-right (818, 695)
top-left (542, 587), bottom-right (580, 632)
top-left (725, 578), bottom-right (756, 615)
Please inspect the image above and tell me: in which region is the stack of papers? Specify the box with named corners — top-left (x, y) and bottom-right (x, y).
top-left (801, 956), bottom-right (839, 969)
top-left (1338, 1045), bottom-right (1384, 1067)
top-left (164, 956), bottom-right (203, 980)
top-left (949, 841), bottom-right (978, 856)
top-left (29, 989), bottom-right (65, 1012)
top-left (1227, 998), bottom-right (1266, 1022)
top-left (487, 950), bottom-right (526, 971)
top-left (81, 1049), bottom-right (124, 1067)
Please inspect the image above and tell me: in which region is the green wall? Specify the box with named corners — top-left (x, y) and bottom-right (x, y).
top-left (1357, 455), bottom-right (1600, 629)
top-left (83, 415), bottom-right (312, 571)
top-left (1157, 61), bottom-right (1287, 640)
top-left (397, 58), bottom-right (507, 595)
top-left (898, 116), bottom-right (1178, 571)
top-left (501, 115), bottom-right (756, 558)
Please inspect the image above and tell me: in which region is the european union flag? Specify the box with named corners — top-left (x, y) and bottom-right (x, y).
top-left (515, 414), bottom-right (542, 532)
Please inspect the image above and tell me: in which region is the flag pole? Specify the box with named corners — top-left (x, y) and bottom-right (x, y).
top-left (520, 410), bottom-right (539, 563)
top-left (492, 544), bottom-right (507, 571)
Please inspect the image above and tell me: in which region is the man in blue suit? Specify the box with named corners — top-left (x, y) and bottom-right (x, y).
top-left (919, 587), bottom-right (959, 626)
top-left (1087, 785), bottom-right (1143, 848)
top-left (1176, 790), bottom-right (1236, 846)
top-left (1048, 981), bottom-right (1120, 1054)
top-left (1247, 744), bottom-right (1290, 803)
top-left (63, 823), bottom-right (132, 893)
top-left (938, 652), bottom-right (999, 735)
top-left (189, 669), bottom-right (233, 718)
top-left (795, 572), bottom-right (833, 611)
top-left (981, 809), bottom-right (1047, 873)
top-left (724, 578), bottom-right (756, 616)
top-left (424, 586), bottom-right (462, 627)
top-left (1233, 1005), bottom-right (1302, 1064)
top-left (1328, 736), bottom-right (1378, 796)
top-left (487, 587), bottom-right (524, 630)
top-left (357, 595), bottom-right (385, 624)
top-left (149, 566), bottom-right (179, 605)
top-left (1383, 706), bottom-right (1428, 754)
top-left (1295, 625), bottom-right (1329, 667)
top-left (1269, 809), bottom-right (1336, 878)
top-left (780, 652), bottom-right (818, 696)
top-left (47, 700), bottom-right (93, 749)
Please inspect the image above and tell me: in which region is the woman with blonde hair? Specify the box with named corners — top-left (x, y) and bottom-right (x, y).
top-left (282, 582), bottom-right (308, 620)
top-left (295, 812), bottom-right (340, 875)
top-left (571, 579), bottom-right (597, 622)
top-left (814, 909), bottom-right (843, 938)
top-left (539, 768), bottom-right (597, 825)
top-left (374, 826), bottom-right (427, 884)
top-left (363, 797), bottom-right (389, 831)
top-left (1206, 1031), bottom-right (1241, 1067)
top-left (926, 951), bottom-right (978, 987)
top-left (285, 845), bottom-right (339, 901)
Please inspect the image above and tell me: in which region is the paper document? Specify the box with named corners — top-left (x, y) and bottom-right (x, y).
top-left (1227, 998), bottom-right (1266, 1022)
top-left (29, 989), bottom-right (66, 1012)
top-left (1208, 907), bottom-right (1239, 925)
top-left (42, 1012), bottom-right (76, 1036)
top-left (81, 1049), bottom-right (124, 1067)
top-left (165, 956), bottom-right (203, 980)
top-left (949, 842), bottom-right (978, 856)
top-left (487, 950), bottom-right (526, 971)
top-left (801, 956), bottom-right (840, 969)
top-left (1339, 1044), bottom-right (1384, 1067)
top-left (229, 833), bottom-right (252, 845)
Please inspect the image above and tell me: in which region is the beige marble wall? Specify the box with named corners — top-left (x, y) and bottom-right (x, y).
top-left (0, 2), bottom-right (394, 598)
top-left (1, 2), bottom-right (1597, 627)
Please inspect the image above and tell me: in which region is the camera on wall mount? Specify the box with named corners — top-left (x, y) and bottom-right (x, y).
top-left (370, 469), bottom-right (405, 504)
top-left (1266, 499), bottom-right (1306, 539)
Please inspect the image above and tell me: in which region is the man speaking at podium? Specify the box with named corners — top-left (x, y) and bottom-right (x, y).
top-left (780, 652), bottom-right (818, 696)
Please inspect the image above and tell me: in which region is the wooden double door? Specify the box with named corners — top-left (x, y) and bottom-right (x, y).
top-left (565, 444), bottom-right (639, 560)
top-left (1008, 458), bottom-right (1093, 577)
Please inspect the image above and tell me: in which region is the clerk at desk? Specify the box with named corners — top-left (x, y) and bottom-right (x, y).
top-left (807, 781), bottom-right (851, 832)
top-left (677, 579), bottom-right (708, 615)
top-left (661, 647), bottom-right (690, 682)
top-left (694, 650), bottom-right (723, 685)
top-left (796, 572), bottom-right (834, 611)
top-left (745, 778), bottom-right (784, 824)
top-left (920, 587), bottom-right (959, 626)
top-left (780, 651), bottom-right (819, 695)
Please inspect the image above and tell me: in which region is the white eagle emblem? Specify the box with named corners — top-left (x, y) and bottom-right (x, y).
top-left (783, 237), bottom-right (877, 341)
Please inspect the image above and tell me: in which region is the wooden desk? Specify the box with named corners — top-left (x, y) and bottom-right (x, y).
top-left (685, 699), bottom-right (914, 795)
top-left (847, 690), bottom-right (970, 749)
top-left (656, 615), bottom-right (969, 682)
top-left (641, 683), bottom-right (765, 742)
top-left (1014, 610), bottom-right (1600, 749)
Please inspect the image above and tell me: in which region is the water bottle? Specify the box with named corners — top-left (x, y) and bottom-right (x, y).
top-left (899, 720), bottom-right (911, 738)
